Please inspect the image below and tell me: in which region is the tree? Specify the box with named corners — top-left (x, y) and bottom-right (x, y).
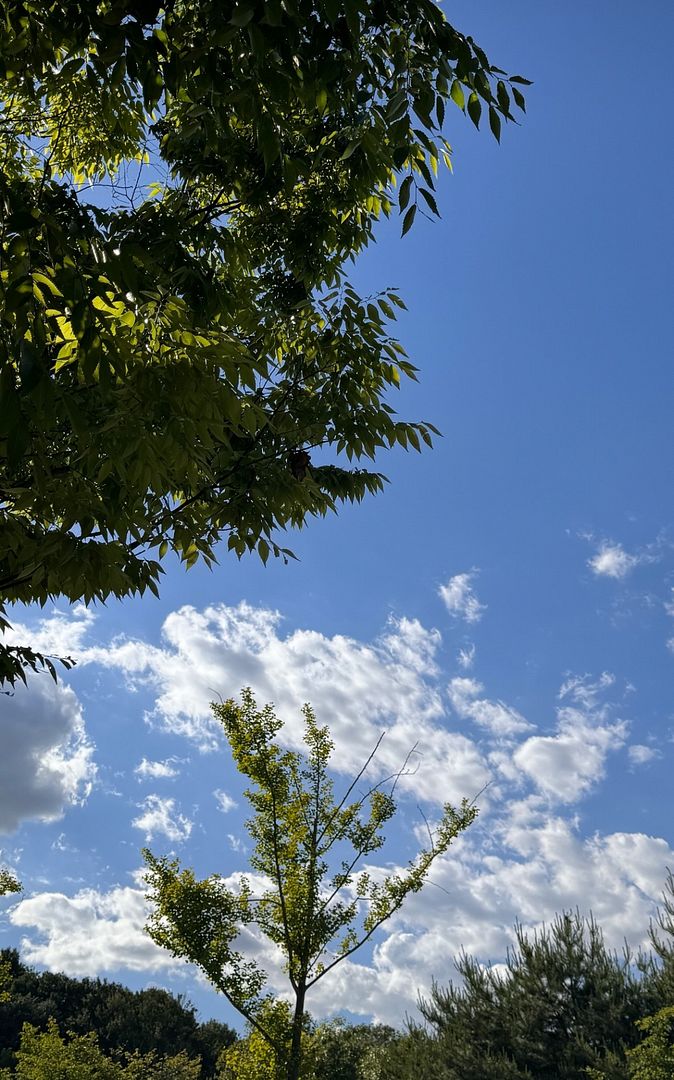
top-left (144, 689), bottom-right (476, 1080)
top-left (0, 0), bottom-right (529, 688)
top-left (414, 911), bottom-right (649, 1080)
top-left (310, 1019), bottom-right (398, 1080)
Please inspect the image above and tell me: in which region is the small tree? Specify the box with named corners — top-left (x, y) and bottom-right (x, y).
top-left (217, 1000), bottom-right (313, 1080)
top-left (144, 689), bottom-right (476, 1080)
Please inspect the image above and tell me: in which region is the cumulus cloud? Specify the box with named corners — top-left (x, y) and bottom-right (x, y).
top-left (132, 795), bottom-right (192, 843)
top-left (588, 542), bottom-right (638, 579)
top-left (10, 882), bottom-right (175, 976)
top-left (214, 790), bottom-right (237, 813)
top-left (9, 600), bottom-right (669, 1027)
top-left (134, 758), bottom-right (180, 781)
top-left (0, 677), bottom-right (95, 834)
top-left (9, 815), bottom-right (674, 1027)
top-left (85, 604), bottom-right (489, 805)
top-left (513, 674), bottom-right (627, 803)
top-left (438, 573), bottom-right (486, 623)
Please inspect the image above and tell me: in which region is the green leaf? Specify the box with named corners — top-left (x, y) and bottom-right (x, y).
top-left (450, 80), bottom-right (465, 110)
top-left (257, 112), bottom-right (280, 171)
top-left (496, 79), bottom-right (510, 114)
top-left (19, 340), bottom-right (43, 394)
top-left (419, 188), bottom-right (440, 217)
top-left (488, 105), bottom-right (501, 142)
top-left (512, 85), bottom-right (526, 112)
top-left (230, 2), bottom-right (255, 26)
top-left (398, 174), bottom-right (413, 212)
top-left (467, 92), bottom-right (481, 129)
top-left (340, 140), bottom-right (361, 161)
top-left (510, 75), bottom-right (533, 85)
top-left (401, 204), bottom-right (417, 236)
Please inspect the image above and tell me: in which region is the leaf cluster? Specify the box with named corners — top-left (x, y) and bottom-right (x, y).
top-left (0, 0), bottom-right (528, 684)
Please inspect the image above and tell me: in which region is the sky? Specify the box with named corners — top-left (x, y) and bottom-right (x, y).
top-left (2, 0), bottom-right (674, 1033)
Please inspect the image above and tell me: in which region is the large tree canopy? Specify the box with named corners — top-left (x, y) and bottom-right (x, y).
top-left (0, 0), bottom-right (529, 685)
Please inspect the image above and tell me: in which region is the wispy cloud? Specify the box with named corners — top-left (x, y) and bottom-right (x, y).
top-left (628, 744), bottom-right (661, 767)
top-left (214, 789), bottom-right (237, 813)
top-left (134, 758), bottom-right (180, 781)
top-left (438, 572), bottom-right (486, 623)
top-left (457, 644), bottom-right (476, 670)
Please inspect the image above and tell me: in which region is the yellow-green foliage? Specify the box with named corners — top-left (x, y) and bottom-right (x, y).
top-left (217, 1001), bottom-right (313, 1080)
top-left (0, 1019), bottom-right (202, 1080)
top-left (625, 1007), bottom-right (674, 1080)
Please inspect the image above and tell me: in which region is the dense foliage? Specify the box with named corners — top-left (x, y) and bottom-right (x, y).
top-left (0, 0), bottom-right (529, 688)
top-left (144, 689), bottom-right (475, 1080)
top-left (0, 951), bottom-right (236, 1076)
top-left (0, 1019), bottom-right (202, 1079)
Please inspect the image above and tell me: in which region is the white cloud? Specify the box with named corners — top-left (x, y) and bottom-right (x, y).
top-left (628, 744), bottom-right (661, 767)
top-left (11, 601), bottom-right (671, 1028)
top-left (438, 573), bottom-right (486, 623)
top-left (227, 834), bottom-right (245, 853)
top-left (135, 758), bottom-right (180, 781)
top-left (588, 542), bottom-right (638, 579)
top-left (132, 795), bottom-right (192, 843)
top-left (457, 644), bottom-right (476, 670)
top-left (9, 817), bottom-right (674, 1029)
top-left (448, 677), bottom-right (532, 737)
top-left (86, 604), bottom-right (489, 806)
top-left (513, 675), bottom-right (627, 803)
top-left (4, 604), bottom-right (97, 658)
top-left (0, 677), bottom-right (95, 834)
top-left (214, 790), bottom-right (237, 813)
top-left (10, 882), bottom-right (176, 976)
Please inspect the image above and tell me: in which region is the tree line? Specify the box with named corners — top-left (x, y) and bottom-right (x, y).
top-left (4, 886), bottom-right (674, 1078)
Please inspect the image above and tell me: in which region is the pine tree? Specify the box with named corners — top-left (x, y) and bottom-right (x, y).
top-left (417, 911), bottom-right (649, 1080)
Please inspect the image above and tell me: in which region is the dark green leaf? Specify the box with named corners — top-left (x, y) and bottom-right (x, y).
top-left (512, 86), bottom-right (526, 112)
top-left (401, 204), bottom-right (417, 236)
top-left (419, 188), bottom-right (440, 217)
top-left (398, 174), bottom-right (413, 212)
top-left (488, 105), bottom-right (501, 142)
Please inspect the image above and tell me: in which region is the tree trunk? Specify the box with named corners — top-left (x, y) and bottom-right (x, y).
top-left (286, 984), bottom-right (306, 1080)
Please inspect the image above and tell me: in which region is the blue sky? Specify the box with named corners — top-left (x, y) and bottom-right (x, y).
top-left (2, 1), bottom-right (674, 1031)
